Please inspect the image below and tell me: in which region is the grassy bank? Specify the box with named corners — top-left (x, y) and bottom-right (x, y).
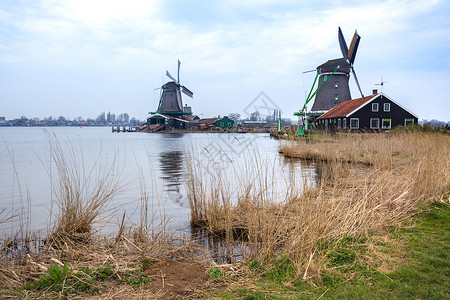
top-left (206, 201), bottom-right (449, 299)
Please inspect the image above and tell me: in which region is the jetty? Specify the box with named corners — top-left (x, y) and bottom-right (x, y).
top-left (112, 126), bottom-right (136, 132)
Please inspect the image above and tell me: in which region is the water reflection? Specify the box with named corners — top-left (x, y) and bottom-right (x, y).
top-left (190, 226), bottom-right (246, 264)
top-left (159, 150), bottom-right (185, 207)
top-left (281, 156), bottom-right (326, 188)
top-left (157, 133), bottom-right (187, 208)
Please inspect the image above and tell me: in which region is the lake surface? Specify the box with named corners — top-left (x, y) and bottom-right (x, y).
top-left (0, 127), bottom-right (320, 238)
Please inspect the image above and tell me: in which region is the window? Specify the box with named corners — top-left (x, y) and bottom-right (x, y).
top-left (382, 118), bottom-right (391, 129)
top-left (343, 118), bottom-right (347, 129)
top-left (350, 118), bottom-right (359, 129)
top-left (370, 118), bottom-right (380, 129)
top-left (384, 103), bottom-right (390, 112)
top-left (405, 119), bottom-right (414, 126)
top-left (335, 94), bottom-right (339, 100)
top-left (324, 75), bottom-right (328, 81)
top-left (325, 119), bottom-right (328, 129)
top-left (335, 81), bottom-right (339, 88)
top-left (338, 119), bottom-right (342, 128)
top-left (372, 103), bottom-right (379, 112)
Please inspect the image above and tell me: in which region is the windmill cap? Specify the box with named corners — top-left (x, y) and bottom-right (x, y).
top-left (317, 58), bottom-right (350, 73)
top-left (162, 81), bottom-right (177, 89)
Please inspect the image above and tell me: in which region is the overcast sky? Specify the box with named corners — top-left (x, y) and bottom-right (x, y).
top-left (1, 0), bottom-right (449, 121)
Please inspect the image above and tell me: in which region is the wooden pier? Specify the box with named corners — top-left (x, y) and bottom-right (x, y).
top-left (112, 126), bottom-right (136, 132)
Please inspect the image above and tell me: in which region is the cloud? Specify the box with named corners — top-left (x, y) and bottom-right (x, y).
top-left (0, 0), bottom-right (448, 120)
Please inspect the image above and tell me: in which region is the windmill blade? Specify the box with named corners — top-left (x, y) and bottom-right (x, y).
top-left (302, 69), bottom-right (316, 74)
top-left (348, 30), bottom-right (361, 65)
top-left (166, 70), bottom-right (177, 83)
top-left (350, 67), bottom-right (364, 98)
top-left (338, 27), bottom-right (349, 60)
top-left (154, 87), bottom-right (162, 90)
top-left (181, 86), bottom-right (193, 98)
top-left (176, 90), bottom-right (183, 110)
top-left (177, 59), bottom-right (181, 84)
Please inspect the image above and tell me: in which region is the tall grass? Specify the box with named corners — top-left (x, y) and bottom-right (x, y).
top-left (45, 134), bottom-right (126, 246)
top-left (186, 131), bottom-right (450, 277)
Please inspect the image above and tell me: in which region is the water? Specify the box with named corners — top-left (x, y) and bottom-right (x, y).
top-left (0, 127), bottom-right (319, 238)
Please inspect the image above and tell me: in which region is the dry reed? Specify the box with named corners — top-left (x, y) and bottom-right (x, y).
top-left (187, 131), bottom-right (450, 278)
top-left (43, 134), bottom-right (126, 246)
top-left (0, 136), bottom-right (204, 297)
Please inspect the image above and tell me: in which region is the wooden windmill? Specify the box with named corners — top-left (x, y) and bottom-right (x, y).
top-left (311, 27), bottom-right (363, 112)
top-left (156, 60), bottom-right (193, 116)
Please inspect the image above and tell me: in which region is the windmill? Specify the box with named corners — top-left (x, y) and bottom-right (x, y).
top-left (156, 59), bottom-right (193, 115)
top-left (310, 27), bottom-right (363, 112)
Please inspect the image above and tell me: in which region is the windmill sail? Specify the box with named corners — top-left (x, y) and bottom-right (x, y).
top-left (177, 59), bottom-right (181, 83)
top-left (182, 86), bottom-right (193, 98)
top-left (176, 90), bottom-right (183, 111)
top-left (166, 71), bottom-right (177, 83)
top-left (338, 27), bottom-right (349, 60)
top-left (350, 67), bottom-right (364, 98)
top-left (348, 31), bottom-right (360, 65)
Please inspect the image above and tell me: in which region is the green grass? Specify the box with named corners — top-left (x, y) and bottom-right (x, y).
top-left (209, 201), bottom-right (450, 299)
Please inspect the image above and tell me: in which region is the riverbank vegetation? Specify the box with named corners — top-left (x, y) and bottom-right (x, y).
top-left (0, 130), bottom-right (448, 298)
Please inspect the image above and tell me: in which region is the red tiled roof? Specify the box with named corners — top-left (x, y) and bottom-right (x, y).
top-left (318, 95), bottom-right (376, 119)
top-left (198, 118), bottom-right (219, 124)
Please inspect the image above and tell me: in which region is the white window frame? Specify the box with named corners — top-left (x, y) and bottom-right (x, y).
top-left (382, 118), bottom-right (391, 129)
top-left (370, 118), bottom-right (380, 129)
top-left (372, 103), bottom-right (378, 112)
top-left (350, 118), bottom-right (359, 129)
top-left (335, 81), bottom-right (339, 88)
top-left (335, 94), bottom-right (339, 100)
top-left (343, 118), bottom-right (347, 129)
top-left (404, 119), bottom-right (414, 126)
top-left (384, 103), bottom-right (390, 112)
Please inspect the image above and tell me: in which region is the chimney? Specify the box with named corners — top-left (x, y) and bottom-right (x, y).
top-left (372, 89), bottom-right (378, 95)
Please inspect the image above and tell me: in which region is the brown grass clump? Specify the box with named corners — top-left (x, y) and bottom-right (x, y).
top-left (187, 131), bottom-right (450, 278)
top-left (44, 135), bottom-right (125, 246)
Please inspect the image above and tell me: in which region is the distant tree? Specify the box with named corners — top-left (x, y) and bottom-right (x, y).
top-left (57, 116), bottom-right (66, 122)
top-left (96, 112), bottom-right (106, 124)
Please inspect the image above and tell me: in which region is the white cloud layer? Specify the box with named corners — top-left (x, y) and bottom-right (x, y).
top-left (0, 0), bottom-right (449, 121)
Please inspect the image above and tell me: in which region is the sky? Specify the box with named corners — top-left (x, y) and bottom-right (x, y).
top-left (0, 0), bottom-right (449, 121)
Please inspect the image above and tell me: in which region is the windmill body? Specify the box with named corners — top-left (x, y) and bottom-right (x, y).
top-left (311, 58), bottom-right (351, 111)
top-left (157, 81), bottom-right (184, 114)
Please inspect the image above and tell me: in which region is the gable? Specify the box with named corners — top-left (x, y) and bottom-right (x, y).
top-left (346, 93), bottom-right (418, 118)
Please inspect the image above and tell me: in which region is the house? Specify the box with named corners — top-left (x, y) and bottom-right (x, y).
top-left (147, 113), bottom-right (196, 130)
top-left (314, 90), bottom-right (418, 132)
top-left (215, 116), bottom-right (235, 130)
